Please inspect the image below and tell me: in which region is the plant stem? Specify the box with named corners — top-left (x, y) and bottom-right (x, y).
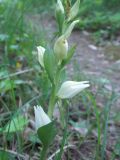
top-left (55, 127), bottom-right (67, 160)
top-left (48, 67), bottom-right (61, 119)
top-left (55, 102), bottom-right (69, 160)
top-left (40, 146), bottom-right (48, 160)
top-left (48, 85), bottom-right (56, 119)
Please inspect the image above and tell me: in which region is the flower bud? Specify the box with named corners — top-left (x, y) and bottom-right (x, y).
top-left (56, 0), bottom-right (64, 15)
top-left (55, 0), bottom-right (65, 34)
top-left (54, 35), bottom-right (68, 62)
top-left (64, 20), bottom-right (79, 38)
top-left (34, 105), bottom-right (51, 130)
top-left (57, 81), bottom-right (90, 99)
top-left (37, 46), bottom-right (45, 68)
top-left (68, 0), bottom-right (80, 21)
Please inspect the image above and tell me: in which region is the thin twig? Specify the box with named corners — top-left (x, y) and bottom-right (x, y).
top-left (0, 68), bottom-right (34, 80)
top-left (0, 148), bottom-right (29, 160)
top-left (48, 144), bottom-right (75, 160)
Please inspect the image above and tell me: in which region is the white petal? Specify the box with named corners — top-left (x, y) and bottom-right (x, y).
top-left (37, 46), bottom-right (45, 67)
top-left (57, 81), bottom-right (90, 99)
top-left (34, 105), bottom-right (51, 130)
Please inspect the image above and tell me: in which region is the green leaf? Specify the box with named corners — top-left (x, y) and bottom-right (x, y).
top-left (56, 10), bottom-right (65, 35)
top-left (4, 115), bottom-right (28, 133)
top-left (0, 79), bottom-right (30, 93)
top-left (114, 141), bottom-right (120, 156)
top-left (44, 49), bottom-right (56, 83)
top-left (0, 70), bottom-right (8, 78)
top-left (37, 121), bottom-right (57, 147)
top-left (0, 80), bottom-right (16, 93)
top-left (59, 68), bottom-right (66, 84)
top-left (0, 151), bottom-right (9, 160)
top-left (64, 20), bottom-right (79, 38)
top-left (68, 0), bottom-right (80, 21)
top-left (0, 128), bottom-right (3, 133)
top-left (61, 44), bottom-right (76, 67)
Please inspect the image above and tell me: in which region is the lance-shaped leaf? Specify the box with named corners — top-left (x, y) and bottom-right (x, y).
top-left (64, 20), bottom-right (79, 39)
top-left (44, 49), bottom-right (56, 82)
top-left (61, 44), bottom-right (77, 67)
top-left (68, 0), bottom-right (80, 21)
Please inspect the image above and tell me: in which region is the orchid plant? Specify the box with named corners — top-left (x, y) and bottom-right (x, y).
top-left (34, 0), bottom-right (90, 159)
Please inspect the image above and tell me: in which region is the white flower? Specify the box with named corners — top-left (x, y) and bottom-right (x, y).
top-left (57, 81), bottom-right (90, 99)
top-left (54, 35), bottom-right (68, 62)
top-left (37, 46), bottom-right (45, 67)
top-left (68, 0), bottom-right (80, 21)
top-left (34, 105), bottom-right (51, 130)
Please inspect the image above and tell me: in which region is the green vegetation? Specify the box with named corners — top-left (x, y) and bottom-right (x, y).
top-left (78, 0), bottom-right (120, 39)
top-left (0, 0), bottom-right (120, 159)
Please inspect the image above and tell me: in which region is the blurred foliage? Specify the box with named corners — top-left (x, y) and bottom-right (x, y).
top-left (76, 0), bottom-right (120, 40)
top-left (53, 0), bottom-right (120, 39)
top-left (103, 0), bottom-right (120, 10)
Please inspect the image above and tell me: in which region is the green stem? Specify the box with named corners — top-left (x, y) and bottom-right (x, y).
top-left (48, 85), bottom-right (56, 119)
top-left (56, 128), bottom-right (67, 160)
top-left (40, 146), bottom-right (48, 160)
top-left (48, 67), bottom-right (61, 119)
top-left (55, 102), bottom-right (68, 160)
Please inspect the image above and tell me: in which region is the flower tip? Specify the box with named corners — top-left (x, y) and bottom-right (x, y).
top-left (37, 46), bottom-right (45, 67)
top-left (56, 0), bottom-right (64, 14)
top-left (34, 105), bottom-right (51, 130)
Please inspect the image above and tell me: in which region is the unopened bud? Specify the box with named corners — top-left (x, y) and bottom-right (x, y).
top-left (68, 0), bottom-right (80, 21)
top-left (37, 46), bottom-right (45, 68)
top-left (56, 0), bottom-right (65, 34)
top-left (56, 0), bottom-right (64, 14)
top-left (54, 35), bottom-right (68, 62)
